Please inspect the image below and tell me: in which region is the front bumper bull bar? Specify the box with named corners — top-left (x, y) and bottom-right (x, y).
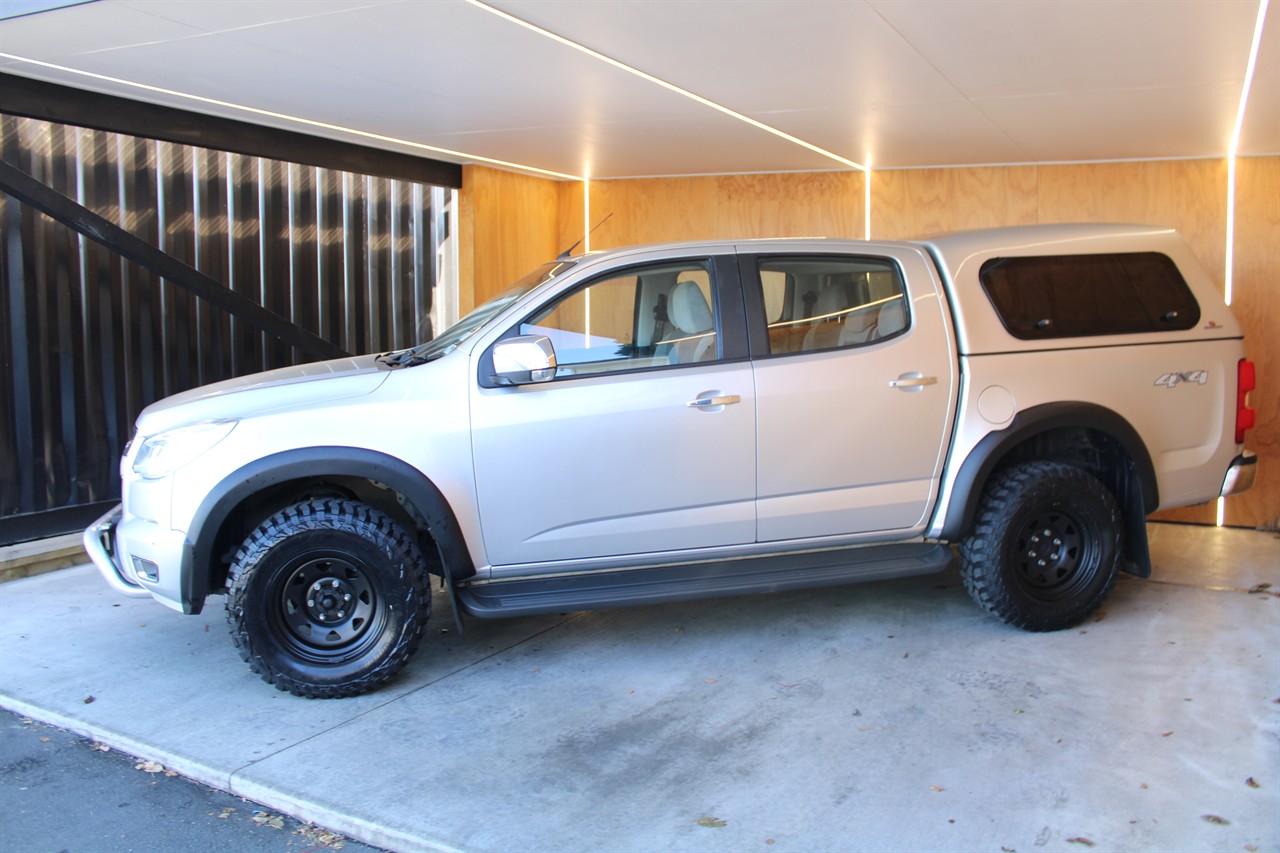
top-left (83, 505), bottom-right (150, 598)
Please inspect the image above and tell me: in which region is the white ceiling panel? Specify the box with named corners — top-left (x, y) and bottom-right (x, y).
top-left (420, 110), bottom-right (844, 178)
top-left (480, 0), bottom-right (965, 113)
top-left (868, 0), bottom-right (1261, 98)
top-left (0, 0), bottom-right (1274, 179)
top-left (975, 83), bottom-right (1245, 163)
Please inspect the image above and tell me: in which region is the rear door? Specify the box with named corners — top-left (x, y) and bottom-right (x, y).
top-left (742, 247), bottom-right (959, 541)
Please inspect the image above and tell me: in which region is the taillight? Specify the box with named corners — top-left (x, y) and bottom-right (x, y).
top-left (1235, 358), bottom-right (1256, 445)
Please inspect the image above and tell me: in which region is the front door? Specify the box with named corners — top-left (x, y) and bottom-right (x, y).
top-left (470, 256), bottom-right (756, 569)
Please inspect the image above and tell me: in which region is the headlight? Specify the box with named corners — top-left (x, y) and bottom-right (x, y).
top-left (131, 420), bottom-right (237, 480)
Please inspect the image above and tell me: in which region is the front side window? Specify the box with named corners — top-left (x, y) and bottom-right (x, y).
top-left (519, 259), bottom-right (718, 378)
top-left (755, 256), bottom-right (909, 355)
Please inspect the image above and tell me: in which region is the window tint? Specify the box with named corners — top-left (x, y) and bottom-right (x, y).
top-left (756, 256), bottom-right (909, 355)
top-left (980, 252), bottom-right (1200, 339)
top-left (520, 260), bottom-right (717, 378)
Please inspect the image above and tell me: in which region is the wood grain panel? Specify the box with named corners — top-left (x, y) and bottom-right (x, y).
top-left (1224, 156), bottom-right (1279, 528)
top-left (557, 179), bottom-right (585, 256)
top-left (716, 171), bottom-right (863, 239)
top-left (457, 165), bottom-right (561, 314)
top-left (586, 176), bottom-right (721, 249)
top-left (871, 166), bottom-right (1039, 240)
top-left (575, 171), bottom-right (864, 250)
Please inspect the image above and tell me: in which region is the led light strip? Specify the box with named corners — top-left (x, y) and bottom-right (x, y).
top-left (1217, 0), bottom-right (1268, 528)
top-left (1224, 0), bottom-right (1270, 308)
top-left (465, 0), bottom-right (867, 174)
top-left (0, 52), bottom-right (584, 181)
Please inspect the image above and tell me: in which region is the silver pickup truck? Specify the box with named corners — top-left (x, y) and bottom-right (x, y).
top-left (85, 223), bottom-right (1258, 697)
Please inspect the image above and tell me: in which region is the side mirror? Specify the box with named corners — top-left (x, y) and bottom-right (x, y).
top-left (491, 335), bottom-right (557, 385)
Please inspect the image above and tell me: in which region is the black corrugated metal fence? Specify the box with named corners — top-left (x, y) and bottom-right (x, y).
top-left (0, 114), bottom-right (448, 544)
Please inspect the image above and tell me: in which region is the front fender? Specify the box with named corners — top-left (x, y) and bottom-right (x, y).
top-left (184, 447), bottom-right (474, 614)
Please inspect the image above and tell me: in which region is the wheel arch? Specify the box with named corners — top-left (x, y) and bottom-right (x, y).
top-left (940, 402), bottom-right (1158, 577)
top-left (185, 448), bottom-right (474, 614)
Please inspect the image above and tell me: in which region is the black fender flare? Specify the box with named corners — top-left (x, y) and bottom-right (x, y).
top-left (184, 447), bottom-right (474, 614)
top-left (939, 403), bottom-right (1159, 566)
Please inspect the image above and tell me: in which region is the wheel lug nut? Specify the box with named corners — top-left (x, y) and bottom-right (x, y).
top-left (337, 611), bottom-right (345, 618)
top-left (308, 599), bottom-right (315, 607)
top-left (344, 594), bottom-right (351, 601)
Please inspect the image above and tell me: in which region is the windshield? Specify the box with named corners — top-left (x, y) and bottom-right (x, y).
top-left (378, 260), bottom-right (576, 367)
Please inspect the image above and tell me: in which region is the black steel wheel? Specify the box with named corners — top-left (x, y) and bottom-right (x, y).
top-left (226, 499), bottom-right (429, 698)
top-left (960, 461), bottom-right (1121, 631)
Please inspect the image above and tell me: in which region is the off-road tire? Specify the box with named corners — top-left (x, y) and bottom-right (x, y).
top-left (226, 499), bottom-right (429, 698)
top-left (960, 461), bottom-right (1121, 631)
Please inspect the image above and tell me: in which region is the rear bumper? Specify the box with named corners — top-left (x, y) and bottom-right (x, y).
top-left (1220, 451), bottom-right (1257, 497)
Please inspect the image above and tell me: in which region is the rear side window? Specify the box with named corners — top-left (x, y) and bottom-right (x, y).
top-left (755, 256), bottom-right (909, 355)
top-left (979, 252), bottom-right (1200, 339)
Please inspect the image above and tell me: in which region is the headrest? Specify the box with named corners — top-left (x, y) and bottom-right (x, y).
top-left (669, 281), bottom-right (713, 333)
top-left (876, 299), bottom-right (906, 336)
top-left (814, 285), bottom-right (847, 317)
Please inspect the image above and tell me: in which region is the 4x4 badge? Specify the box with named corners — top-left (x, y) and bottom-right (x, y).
top-left (1154, 370), bottom-right (1208, 388)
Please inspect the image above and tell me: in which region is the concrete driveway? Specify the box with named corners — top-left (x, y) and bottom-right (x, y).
top-left (1, 523), bottom-right (1277, 853)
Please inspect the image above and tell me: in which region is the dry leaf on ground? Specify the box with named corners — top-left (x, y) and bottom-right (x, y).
top-left (251, 811), bottom-right (286, 830)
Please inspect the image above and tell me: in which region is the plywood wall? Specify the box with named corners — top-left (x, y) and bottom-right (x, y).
top-left (458, 157), bottom-right (1278, 528)
top-left (871, 166), bottom-right (1039, 237)
top-left (457, 165), bottom-right (562, 314)
top-left (569, 172), bottom-right (865, 250)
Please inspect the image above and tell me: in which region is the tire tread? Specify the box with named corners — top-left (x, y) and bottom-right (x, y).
top-left (225, 498), bottom-right (429, 699)
top-left (960, 461), bottom-right (1120, 632)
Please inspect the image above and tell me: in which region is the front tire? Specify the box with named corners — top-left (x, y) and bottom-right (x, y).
top-left (226, 499), bottom-right (430, 698)
top-left (960, 461), bottom-right (1121, 631)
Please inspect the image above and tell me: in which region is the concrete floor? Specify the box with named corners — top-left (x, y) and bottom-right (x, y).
top-left (0, 523), bottom-right (1277, 853)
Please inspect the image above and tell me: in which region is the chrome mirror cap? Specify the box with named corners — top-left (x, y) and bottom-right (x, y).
top-left (492, 335), bottom-right (557, 385)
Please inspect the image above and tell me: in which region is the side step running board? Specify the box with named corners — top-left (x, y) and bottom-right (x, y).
top-left (457, 543), bottom-right (953, 619)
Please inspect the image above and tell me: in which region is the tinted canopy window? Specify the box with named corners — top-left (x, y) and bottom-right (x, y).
top-left (979, 252), bottom-right (1200, 339)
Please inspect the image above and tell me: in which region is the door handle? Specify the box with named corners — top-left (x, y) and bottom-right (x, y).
top-left (888, 374), bottom-right (937, 389)
top-left (687, 394), bottom-right (741, 408)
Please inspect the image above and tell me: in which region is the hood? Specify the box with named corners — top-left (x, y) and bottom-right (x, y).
top-left (135, 354), bottom-right (391, 435)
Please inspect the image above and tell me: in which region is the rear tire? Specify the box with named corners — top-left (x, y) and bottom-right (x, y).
top-left (226, 499), bottom-right (429, 698)
top-left (960, 461), bottom-right (1121, 631)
